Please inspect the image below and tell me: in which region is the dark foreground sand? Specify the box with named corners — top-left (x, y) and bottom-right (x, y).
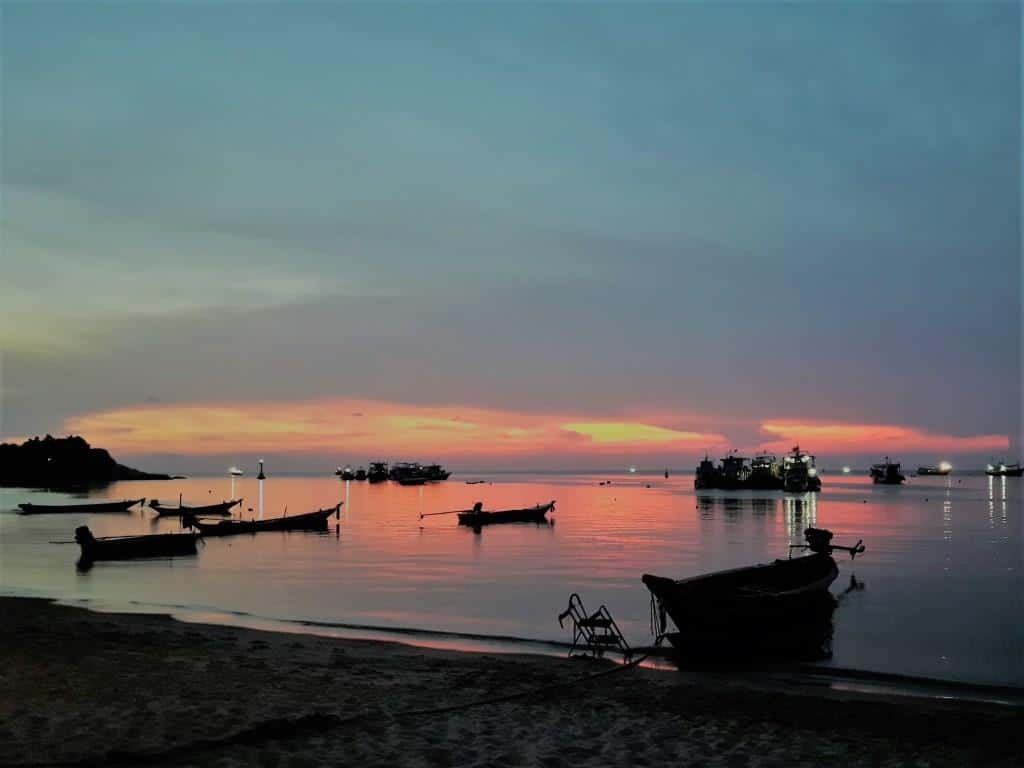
top-left (1, 597), bottom-right (1021, 767)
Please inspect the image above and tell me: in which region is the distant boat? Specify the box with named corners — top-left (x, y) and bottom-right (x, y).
top-left (150, 498), bottom-right (241, 517)
top-left (397, 475), bottom-right (428, 486)
top-left (870, 457), bottom-right (906, 485)
top-left (465, 480), bottom-right (487, 485)
top-left (229, 466), bottom-right (244, 477)
top-left (367, 462), bottom-right (389, 484)
top-left (184, 503), bottom-right (341, 537)
top-left (782, 446), bottom-right (821, 493)
top-left (335, 466), bottom-right (355, 481)
top-left (841, 466), bottom-right (851, 474)
top-left (917, 462), bottom-right (952, 476)
top-left (986, 461), bottom-right (1024, 477)
top-left (355, 467), bottom-right (367, 481)
top-left (18, 498), bottom-right (145, 515)
top-left (74, 525), bottom-right (199, 564)
top-left (457, 501), bottom-right (555, 527)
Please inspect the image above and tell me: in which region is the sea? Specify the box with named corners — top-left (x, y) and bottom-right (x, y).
top-left (1, 471), bottom-right (1020, 687)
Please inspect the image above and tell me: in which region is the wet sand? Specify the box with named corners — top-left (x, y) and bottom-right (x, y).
top-left (2, 597), bottom-right (1021, 767)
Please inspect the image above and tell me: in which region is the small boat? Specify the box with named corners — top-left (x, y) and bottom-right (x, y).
top-left (643, 528), bottom-right (864, 658)
top-left (229, 466), bottom-right (244, 477)
top-left (74, 525), bottom-right (199, 563)
top-left (150, 498), bottom-right (242, 517)
top-left (335, 466), bottom-right (356, 481)
top-left (184, 503), bottom-right (341, 537)
top-left (457, 501), bottom-right (555, 527)
top-left (465, 480), bottom-right (487, 485)
top-left (917, 462), bottom-right (952, 476)
top-left (425, 464), bottom-right (451, 481)
top-left (986, 461), bottom-right (1024, 477)
top-left (870, 457), bottom-right (906, 484)
top-left (18, 498), bottom-right (145, 515)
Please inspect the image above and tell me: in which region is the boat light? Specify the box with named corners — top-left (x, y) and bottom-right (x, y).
top-left (987, 464), bottom-right (994, 471)
top-left (939, 461), bottom-right (952, 472)
top-left (842, 466), bottom-right (851, 474)
top-left (808, 467), bottom-right (818, 477)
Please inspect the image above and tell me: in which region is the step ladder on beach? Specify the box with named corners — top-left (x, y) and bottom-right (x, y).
top-left (557, 593), bottom-right (632, 660)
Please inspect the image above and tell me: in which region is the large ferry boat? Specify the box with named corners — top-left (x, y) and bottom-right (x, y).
top-left (870, 458), bottom-right (905, 485)
top-left (693, 455), bottom-right (718, 489)
top-left (748, 453), bottom-right (783, 490)
top-left (782, 446), bottom-right (821, 493)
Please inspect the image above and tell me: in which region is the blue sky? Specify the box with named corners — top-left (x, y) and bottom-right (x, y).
top-left (1, 1), bottom-right (1020, 469)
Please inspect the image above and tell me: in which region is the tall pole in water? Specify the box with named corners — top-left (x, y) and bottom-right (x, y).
top-left (257, 459), bottom-right (265, 520)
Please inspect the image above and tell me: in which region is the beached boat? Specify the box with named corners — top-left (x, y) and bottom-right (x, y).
top-left (457, 501), bottom-right (555, 527)
top-left (643, 528), bottom-right (864, 657)
top-left (18, 498), bottom-right (145, 515)
top-left (986, 461), bottom-right (1023, 477)
top-left (184, 503), bottom-right (341, 537)
top-left (150, 498), bottom-right (242, 517)
top-left (870, 458), bottom-right (905, 485)
top-left (74, 525), bottom-right (199, 563)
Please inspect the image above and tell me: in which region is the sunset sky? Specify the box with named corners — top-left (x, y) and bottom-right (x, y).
top-left (1, 2), bottom-right (1020, 472)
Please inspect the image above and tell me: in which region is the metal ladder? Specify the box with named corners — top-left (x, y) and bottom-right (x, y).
top-left (557, 593), bottom-right (632, 659)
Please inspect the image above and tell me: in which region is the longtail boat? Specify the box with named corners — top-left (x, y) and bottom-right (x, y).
top-left (150, 498), bottom-right (242, 517)
top-left (74, 525), bottom-right (199, 563)
top-left (184, 503), bottom-right (341, 537)
top-left (643, 528), bottom-right (864, 658)
top-left (457, 501), bottom-right (555, 527)
top-left (18, 498), bottom-right (145, 515)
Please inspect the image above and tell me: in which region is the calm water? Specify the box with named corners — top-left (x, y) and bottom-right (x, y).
top-left (1, 472), bottom-right (1020, 686)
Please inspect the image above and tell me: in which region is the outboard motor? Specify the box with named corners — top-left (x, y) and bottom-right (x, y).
top-left (804, 527), bottom-right (834, 554)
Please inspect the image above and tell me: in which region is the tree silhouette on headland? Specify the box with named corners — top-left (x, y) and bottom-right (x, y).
top-left (0, 435), bottom-right (173, 488)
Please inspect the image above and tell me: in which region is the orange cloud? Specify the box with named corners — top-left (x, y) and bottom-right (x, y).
top-left (63, 398), bottom-right (730, 458)
top-left (758, 420), bottom-right (1008, 455)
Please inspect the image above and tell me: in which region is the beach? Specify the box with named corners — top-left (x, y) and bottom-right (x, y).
top-left (2, 597), bottom-right (1021, 767)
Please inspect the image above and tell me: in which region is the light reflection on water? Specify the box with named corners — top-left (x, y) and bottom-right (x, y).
top-left (1, 472), bottom-right (1020, 686)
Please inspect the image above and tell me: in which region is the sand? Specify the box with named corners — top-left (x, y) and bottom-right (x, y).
top-left (1, 597), bottom-right (1021, 767)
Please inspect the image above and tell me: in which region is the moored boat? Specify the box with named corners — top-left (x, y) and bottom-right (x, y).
top-left (782, 446), bottom-right (821, 493)
top-left (643, 528), bottom-right (864, 658)
top-left (693, 455), bottom-right (719, 490)
top-left (748, 453), bottom-right (783, 490)
top-left (150, 498), bottom-right (242, 517)
top-left (18, 498), bottom-right (145, 515)
top-left (917, 462), bottom-right (952, 476)
top-left (335, 466), bottom-right (356, 481)
top-left (74, 525), bottom-right (199, 563)
top-left (367, 462), bottom-right (389, 483)
top-left (986, 461), bottom-right (1023, 477)
top-left (870, 457), bottom-right (905, 485)
top-left (184, 503), bottom-right (341, 537)
top-left (355, 467), bottom-right (367, 481)
top-left (457, 501), bottom-right (555, 527)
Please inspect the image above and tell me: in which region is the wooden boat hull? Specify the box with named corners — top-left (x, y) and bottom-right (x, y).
top-left (75, 526), bottom-right (198, 563)
top-left (151, 499), bottom-right (241, 517)
top-left (643, 554), bottom-right (839, 658)
top-left (186, 504), bottom-right (340, 537)
top-left (457, 502), bottom-right (554, 527)
top-left (18, 498), bottom-right (145, 515)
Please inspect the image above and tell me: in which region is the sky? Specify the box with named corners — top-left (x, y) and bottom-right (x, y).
top-left (1, 1), bottom-right (1020, 473)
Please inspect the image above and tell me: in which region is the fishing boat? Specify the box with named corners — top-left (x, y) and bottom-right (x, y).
top-left (335, 466), bottom-right (356, 481)
top-left (782, 446), bottom-right (821, 493)
top-left (18, 498), bottom-right (145, 515)
top-left (149, 498), bottom-right (242, 517)
top-left (367, 462), bottom-right (389, 483)
top-left (693, 455), bottom-right (718, 490)
top-left (456, 501), bottom-right (555, 527)
top-left (183, 503), bottom-right (341, 537)
top-left (870, 458), bottom-right (906, 484)
top-left (425, 464), bottom-right (451, 481)
top-left (643, 528), bottom-right (864, 657)
top-left (74, 525), bottom-right (199, 563)
top-left (917, 462), bottom-right (952, 476)
top-left (986, 461), bottom-right (1024, 477)
top-left (748, 453), bottom-right (783, 490)
top-left (355, 467), bottom-right (367, 481)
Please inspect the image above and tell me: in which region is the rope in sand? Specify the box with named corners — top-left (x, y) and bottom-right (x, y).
top-left (8, 653), bottom-right (648, 768)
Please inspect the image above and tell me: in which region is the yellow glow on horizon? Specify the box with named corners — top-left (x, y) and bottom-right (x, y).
top-left (62, 398), bottom-right (730, 458)
top-left (760, 420), bottom-right (1007, 454)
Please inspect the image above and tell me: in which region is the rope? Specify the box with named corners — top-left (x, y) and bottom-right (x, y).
top-left (6, 654), bottom-right (648, 768)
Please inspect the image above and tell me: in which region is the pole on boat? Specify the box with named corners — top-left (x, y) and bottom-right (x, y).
top-left (257, 459), bottom-right (265, 521)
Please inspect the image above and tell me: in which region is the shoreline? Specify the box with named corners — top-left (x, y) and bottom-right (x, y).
top-left (3, 597), bottom-right (1022, 767)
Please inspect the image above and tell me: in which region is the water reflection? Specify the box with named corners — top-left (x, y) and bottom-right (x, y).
top-left (696, 496), bottom-right (778, 516)
top-left (783, 493), bottom-right (817, 539)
